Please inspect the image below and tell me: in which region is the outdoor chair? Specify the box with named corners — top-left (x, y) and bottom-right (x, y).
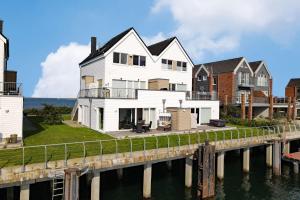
top-left (131, 123), bottom-right (137, 132)
top-left (144, 121), bottom-right (152, 132)
top-left (136, 123), bottom-right (144, 133)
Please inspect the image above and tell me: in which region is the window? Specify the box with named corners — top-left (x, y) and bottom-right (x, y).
top-left (133, 55), bottom-right (139, 65)
top-left (167, 60), bottom-right (173, 70)
top-left (162, 59), bottom-right (168, 69)
top-left (198, 75), bottom-right (207, 81)
top-left (169, 83), bottom-right (176, 91)
top-left (113, 52), bottom-right (120, 63)
top-left (182, 62), bottom-right (187, 71)
top-left (140, 56), bottom-right (146, 66)
top-left (257, 74), bottom-right (268, 87)
top-left (121, 53), bottom-right (127, 64)
top-left (238, 72), bottom-right (250, 85)
top-left (177, 61), bottom-right (182, 71)
top-left (213, 77), bottom-right (217, 85)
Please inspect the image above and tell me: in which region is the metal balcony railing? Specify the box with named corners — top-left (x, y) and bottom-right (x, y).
top-left (0, 82), bottom-right (22, 96)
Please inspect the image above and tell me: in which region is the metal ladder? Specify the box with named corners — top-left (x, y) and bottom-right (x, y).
top-left (52, 173), bottom-right (65, 200)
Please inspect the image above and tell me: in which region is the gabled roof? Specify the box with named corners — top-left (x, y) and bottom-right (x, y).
top-left (287, 78), bottom-right (300, 87)
top-left (249, 61), bottom-right (262, 72)
top-left (79, 27), bottom-right (133, 65)
top-left (196, 57), bottom-right (244, 74)
top-left (193, 64), bottom-right (209, 78)
top-left (80, 27), bottom-right (194, 67)
top-left (147, 37), bottom-right (176, 56)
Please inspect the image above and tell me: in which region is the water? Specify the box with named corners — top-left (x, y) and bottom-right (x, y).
top-left (23, 97), bottom-right (76, 109)
top-left (1, 144), bottom-right (300, 199)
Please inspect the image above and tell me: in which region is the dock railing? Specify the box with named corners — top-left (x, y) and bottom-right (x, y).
top-left (0, 124), bottom-right (300, 171)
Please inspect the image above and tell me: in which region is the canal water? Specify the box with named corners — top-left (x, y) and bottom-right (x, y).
top-left (1, 142), bottom-right (300, 199)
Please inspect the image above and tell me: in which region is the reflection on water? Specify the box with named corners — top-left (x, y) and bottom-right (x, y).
top-left (1, 144), bottom-right (300, 199)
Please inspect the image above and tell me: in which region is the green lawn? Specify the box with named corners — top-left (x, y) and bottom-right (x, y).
top-left (0, 117), bottom-right (292, 168)
top-left (23, 116), bottom-right (112, 146)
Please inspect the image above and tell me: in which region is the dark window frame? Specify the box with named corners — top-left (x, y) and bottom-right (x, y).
top-left (113, 52), bottom-right (120, 64)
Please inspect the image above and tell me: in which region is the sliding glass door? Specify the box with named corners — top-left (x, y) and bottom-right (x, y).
top-left (119, 108), bottom-right (135, 129)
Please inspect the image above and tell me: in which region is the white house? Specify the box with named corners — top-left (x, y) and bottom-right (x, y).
top-left (74, 28), bottom-right (219, 133)
top-left (0, 20), bottom-right (23, 140)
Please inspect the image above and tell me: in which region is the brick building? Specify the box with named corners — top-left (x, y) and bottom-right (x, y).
top-left (193, 57), bottom-right (273, 118)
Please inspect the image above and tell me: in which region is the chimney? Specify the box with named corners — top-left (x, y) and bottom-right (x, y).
top-left (91, 36), bottom-right (97, 54)
top-left (0, 20), bottom-right (3, 34)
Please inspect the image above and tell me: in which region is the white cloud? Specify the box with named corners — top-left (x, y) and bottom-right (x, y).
top-left (142, 32), bottom-right (167, 45)
top-left (32, 43), bottom-right (90, 98)
top-left (151, 0), bottom-right (300, 60)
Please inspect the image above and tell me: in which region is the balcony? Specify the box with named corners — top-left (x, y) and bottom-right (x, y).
top-left (187, 91), bottom-right (218, 101)
top-left (0, 82), bottom-right (22, 96)
top-left (79, 87), bottom-right (218, 101)
top-left (79, 88), bottom-right (137, 99)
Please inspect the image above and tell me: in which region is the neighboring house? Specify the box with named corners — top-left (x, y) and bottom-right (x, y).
top-left (0, 20), bottom-right (23, 140)
top-left (193, 57), bottom-right (272, 118)
top-left (74, 27), bottom-right (219, 132)
top-left (286, 78), bottom-right (300, 100)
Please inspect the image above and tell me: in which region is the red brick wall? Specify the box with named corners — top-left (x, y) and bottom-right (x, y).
top-left (269, 78), bottom-right (273, 96)
top-left (286, 86), bottom-right (296, 98)
top-left (218, 72), bottom-right (235, 104)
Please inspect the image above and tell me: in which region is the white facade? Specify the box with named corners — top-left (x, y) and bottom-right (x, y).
top-left (0, 96), bottom-right (23, 138)
top-left (0, 33), bottom-right (7, 90)
top-left (0, 22), bottom-right (23, 139)
top-left (77, 28), bottom-right (219, 132)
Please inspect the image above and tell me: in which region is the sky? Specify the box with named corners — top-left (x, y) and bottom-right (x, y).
top-left (1, 0), bottom-right (300, 97)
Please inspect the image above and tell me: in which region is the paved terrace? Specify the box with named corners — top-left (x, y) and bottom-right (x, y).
top-left (107, 125), bottom-right (235, 139)
top-left (0, 124), bottom-right (300, 187)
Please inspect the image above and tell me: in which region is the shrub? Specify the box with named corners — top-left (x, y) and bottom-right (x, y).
top-left (39, 104), bottom-right (63, 125)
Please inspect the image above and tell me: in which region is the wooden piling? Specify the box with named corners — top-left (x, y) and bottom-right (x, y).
top-left (269, 95), bottom-right (274, 120)
top-left (197, 141), bottom-right (215, 199)
top-left (241, 94), bottom-right (246, 120)
top-left (248, 93), bottom-right (253, 121)
top-left (64, 168), bottom-right (80, 200)
top-left (287, 97), bottom-right (292, 122)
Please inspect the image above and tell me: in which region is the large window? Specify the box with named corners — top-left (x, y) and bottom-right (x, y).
top-left (238, 72), bottom-right (250, 85)
top-left (257, 74), bottom-right (268, 87)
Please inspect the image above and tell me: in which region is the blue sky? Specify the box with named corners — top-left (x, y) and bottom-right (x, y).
top-left (1, 0), bottom-right (300, 97)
